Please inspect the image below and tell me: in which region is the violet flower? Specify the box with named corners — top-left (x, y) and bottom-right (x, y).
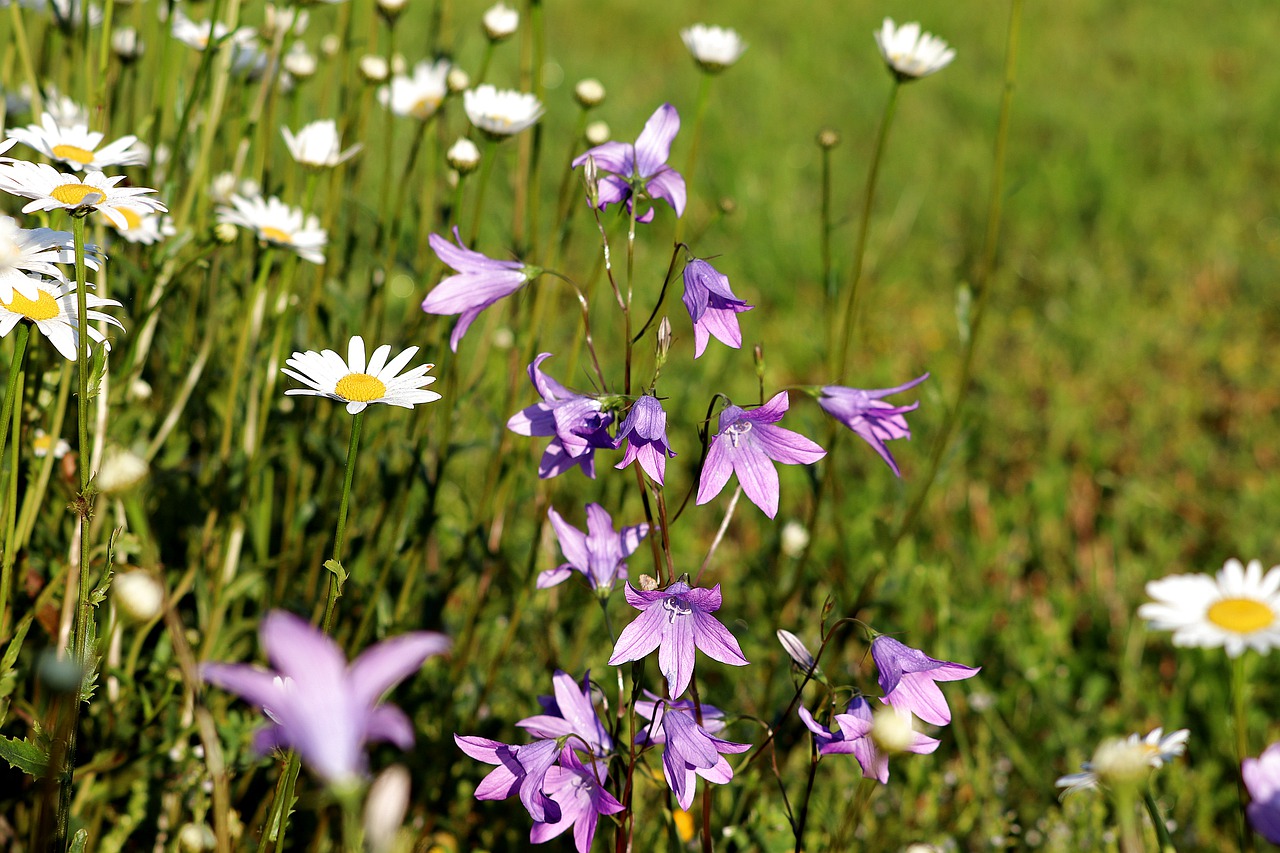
top-left (871, 635), bottom-right (980, 726)
top-left (635, 700), bottom-right (749, 810)
top-left (818, 374), bottom-right (928, 476)
top-left (541, 504), bottom-right (649, 594)
top-left (571, 103), bottom-right (685, 223)
top-left (798, 696), bottom-right (938, 784)
top-left (422, 226), bottom-right (537, 352)
top-left (697, 392), bottom-right (826, 518)
top-left (517, 670), bottom-right (612, 757)
top-left (201, 610), bottom-right (449, 785)
top-left (608, 580), bottom-right (747, 698)
top-left (1244, 743), bottom-right (1280, 844)
top-left (453, 735), bottom-right (562, 823)
top-left (508, 353), bottom-right (614, 479)
top-left (613, 395), bottom-right (676, 485)
top-left (531, 746), bottom-right (624, 853)
top-left (681, 258), bottom-right (752, 358)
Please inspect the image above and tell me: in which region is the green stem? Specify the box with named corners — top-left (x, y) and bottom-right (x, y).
top-left (467, 139), bottom-right (499, 245)
top-left (321, 411), bottom-right (364, 634)
top-left (0, 332), bottom-right (26, 644)
top-left (673, 73), bottom-right (712, 245)
top-left (0, 322), bottom-right (30, 492)
top-left (1143, 787), bottom-right (1177, 852)
top-left (1234, 654), bottom-right (1256, 853)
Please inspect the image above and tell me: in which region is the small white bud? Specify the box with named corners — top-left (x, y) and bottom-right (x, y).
top-left (97, 448), bottom-right (149, 495)
top-left (284, 43), bottom-right (317, 79)
top-left (359, 55), bottom-right (389, 82)
top-left (780, 520), bottom-right (810, 558)
top-left (573, 78), bottom-right (605, 108)
top-left (390, 53), bottom-right (407, 75)
top-left (214, 221), bottom-right (239, 244)
top-left (320, 34), bottom-right (341, 57)
top-left (776, 629), bottom-right (817, 671)
top-left (128, 378), bottom-right (153, 401)
top-left (446, 68), bottom-right (471, 93)
top-left (209, 172), bottom-right (237, 205)
top-left (112, 27), bottom-right (144, 61)
top-left (482, 2), bottom-right (518, 40)
top-left (446, 138), bottom-right (481, 174)
top-left (376, 0), bottom-right (408, 19)
top-left (492, 327), bottom-right (514, 350)
top-left (871, 706), bottom-right (916, 754)
top-left (363, 765), bottom-right (411, 853)
top-left (114, 571), bottom-right (165, 622)
top-left (584, 120), bottom-right (609, 146)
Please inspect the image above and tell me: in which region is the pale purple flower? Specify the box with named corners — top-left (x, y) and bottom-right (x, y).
top-left (1244, 743), bottom-right (1280, 844)
top-left (871, 635), bottom-right (980, 726)
top-left (681, 258), bottom-right (752, 357)
top-left (818, 374), bottom-right (928, 477)
top-left (613, 395), bottom-right (675, 485)
top-left (571, 103), bottom-right (685, 223)
top-left (201, 611), bottom-right (449, 785)
top-left (541, 504), bottom-right (649, 594)
top-left (422, 226), bottom-right (535, 351)
top-left (608, 580), bottom-right (747, 698)
top-left (531, 747), bottom-right (624, 853)
top-left (634, 700), bottom-right (749, 810)
top-left (507, 353), bottom-right (614, 479)
top-left (454, 735), bottom-right (562, 823)
top-left (798, 697), bottom-right (938, 784)
top-left (517, 670), bottom-right (612, 757)
top-left (697, 392), bottom-right (826, 518)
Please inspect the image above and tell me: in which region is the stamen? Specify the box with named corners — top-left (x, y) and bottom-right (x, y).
top-left (4, 289), bottom-right (60, 321)
top-left (52, 143), bottom-right (97, 165)
top-left (51, 184), bottom-right (104, 208)
top-left (335, 372), bottom-right (386, 403)
top-left (259, 226), bottom-right (294, 244)
top-left (1207, 597), bottom-right (1275, 633)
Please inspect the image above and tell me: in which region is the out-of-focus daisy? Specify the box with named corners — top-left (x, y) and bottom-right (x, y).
top-left (282, 120), bottom-right (361, 168)
top-left (1139, 558), bottom-right (1280, 657)
top-left (463, 85), bottom-right (542, 139)
top-left (1055, 728), bottom-right (1189, 796)
top-left (0, 162), bottom-right (166, 228)
top-left (216, 194), bottom-right (326, 264)
top-left (283, 43), bottom-right (317, 79)
top-left (32, 428), bottom-right (71, 459)
top-left (0, 277), bottom-right (123, 360)
top-left (171, 12), bottom-right (256, 51)
top-left (111, 27), bottom-right (143, 62)
top-left (0, 215), bottom-right (103, 301)
top-left (7, 112), bottom-right (148, 171)
top-left (874, 19), bottom-right (954, 81)
top-left (99, 204), bottom-right (176, 245)
top-left (680, 24), bottom-right (747, 73)
top-left (446, 138), bottom-right (481, 174)
top-left (481, 2), bottom-right (518, 41)
top-left (42, 92), bottom-right (89, 128)
top-left (282, 335), bottom-right (441, 415)
top-left (378, 59), bottom-right (450, 121)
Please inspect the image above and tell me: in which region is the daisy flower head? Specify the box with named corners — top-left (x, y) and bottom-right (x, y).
top-left (0, 215), bottom-right (104, 302)
top-left (7, 112), bottom-right (147, 171)
top-left (680, 25), bottom-right (747, 73)
top-left (378, 59), bottom-right (451, 121)
top-left (282, 120), bottom-right (361, 168)
top-left (482, 2), bottom-right (518, 41)
top-left (216, 194), bottom-right (326, 264)
top-left (0, 276), bottom-right (123, 360)
top-left (875, 19), bottom-right (955, 81)
top-left (1055, 727), bottom-right (1189, 797)
top-left (0, 162), bottom-right (165, 228)
top-left (464, 85), bottom-right (543, 139)
top-left (172, 12), bottom-right (257, 51)
top-left (282, 335), bottom-right (441, 415)
top-left (1139, 558), bottom-right (1280, 657)
top-left (100, 204), bottom-right (176, 245)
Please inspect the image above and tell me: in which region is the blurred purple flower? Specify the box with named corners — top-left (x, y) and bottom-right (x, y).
top-left (541, 504), bottom-right (649, 594)
top-left (507, 353), bottom-right (614, 479)
top-left (608, 580), bottom-right (747, 698)
top-left (613, 395), bottom-right (675, 485)
top-left (454, 735), bottom-right (562, 823)
top-left (871, 635), bottom-right (980, 726)
top-left (201, 611), bottom-right (449, 785)
top-left (572, 103), bottom-right (685, 223)
top-left (634, 700), bottom-right (749, 810)
top-left (798, 696), bottom-right (938, 784)
top-left (531, 746), bottom-right (624, 853)
top-left (1245, 743), bottom-right (1280, 844)
top-left (681, 258), bottom-right (752, 358)
top-left (697, 392), bottom-right (826, 518)
top-left (517, 670), bottom-right (612, 757)
top-left (422, 226), bottom-right (535, 352)
top-left (818, 374), bottom-right (928, 476)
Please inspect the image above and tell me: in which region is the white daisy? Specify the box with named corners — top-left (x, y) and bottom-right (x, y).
top-left (0, 276), bottom-right (123, 361)
top-left (99, 204), bottom-right (176, 245)
top-left (1139, 558), bottom-right (1280, 657)
top-left (171, 12), bottom-right (257, 51)
top-left (282, 336), bottom-right (441, 414)
top-left (481, 2), bottom-right (518, 41)
top-left (680, 24), bottom-right (747, 73)
top-left (43, 92), bottom-right (89, 128)
top-left (463, 85), bottom-right (542, 138)
top-left (20, 0), bottom-right (103, 28)
top-left (7, 112), bottom-right (148, 171)
top-left (0, 215), bottom-right (103, 302)
top-left (875, 19), bottom-right (955, 81)
top-left (1055, 728), bottom-right (1189, 797)
top-left (282, 120), bottom-right (361, 168)
top-left (378, 59), bottom-right (451, 121)
top-left (32, 428), bottom-right (70, 459)
top-left (0, 162), bottom-right (166, 228)
top-left (216, 194), bottom-right (326, 264)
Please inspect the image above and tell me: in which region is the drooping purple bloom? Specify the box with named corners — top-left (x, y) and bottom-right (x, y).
top-left (1244, 743), bottom-right (1280, 844)
top-left (422, 226), bottom-right (535, 352)
top-left (530, 747), bottom-right (624, 853)
top-left (871, 635), bottom-right (980, 726)
top-left (613, 395), bottom-right (676, 485)
top-left (634, 700), bottom-right (749, 810)
top-left (697, 391), bottom-right (826, 518)
top-left (571, 103), bottom-right (685, 223)
top-left (517, 670), bottom-right (612, 757)
top-left (541, 504), bottom-right (649, 594)
top-left (507, 353), bottom-right (615, 479)
top-left (818, 374), bottom-right (928, 477)
top-left (608, 580), bottom-right (747, 698)
top-left (201, 611), bottom-right (449, 785)
top-left (681, 259), bottom-right (752, 358)
top-left (454, 735), bottom-right (562, 823)
top-left (798, 696), bottom-right (938, 784)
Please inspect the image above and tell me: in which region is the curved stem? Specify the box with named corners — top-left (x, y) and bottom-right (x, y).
top-left (0, 322), bottom-right (30, 489)
top-left (631, 242), bottom-right (685, 345)
top-left (321, 411), bottom-right (364, 634)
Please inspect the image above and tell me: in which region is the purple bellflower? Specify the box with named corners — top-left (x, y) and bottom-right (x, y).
top-left (871, 635), bottom-right (980, 726)
top-left (818, 374), bottom-right (928, 476)
top-left (454, 735), bottom-right (562, 823)
top-left (572, 103), bottom-right (685, 223)
top-left (608, 580), bottom-right (748, 698)
top-left (613, 395), bottom-right (676, 485)
top-left (1245, 743), bottom-right (1280, 844)
top-left (507, 353), bottom-right (615, 479)
top-left (681, 258), bottom-right (752, 358)
top-left (517, 670), bottom-right (612, 757)
top-left (542, 504), bottom-right (649, 594)
top-left (201, 610), bottom-right (449, 786)
top-left (635, 699), bottom-right (749, 810)
top-left (697, 392), bottom-right (826, 518)
top-left (422, 226), bottom-right (536, 352)
top-left (531, 746), bottom-right (625, 853)
top-left (798, 696), bottom-right (938, 784)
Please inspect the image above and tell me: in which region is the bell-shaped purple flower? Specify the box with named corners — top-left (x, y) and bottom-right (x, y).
top-left (634, 699), bottom-right (749, 810)
top-left (571, 103), bottom-right (685, 223)
top-left (613, 395), bottom-right (676, 485)
top-left (681, 258), bottom-right (752, 358)
top-left (517, 670), bottom-right (612, 757)
top-left (1245, 743), bottom-right (1280, 844)
top-left (507, 353), bottom-right (614, 479)
top-left (818, 374), bottom-right (928, 476)
top-left (454, 735), bottom-right (562, 823)
top-left (871, 635), bottom-right (980, 726)
top-left (422, 226), bottom-right (536, 352)
top-left (798, 696), bottom-right (939, 783)
top-left (541, 504), bottom-right (649, 594)
top-left (697, 391), bottom-right (826, 518)
top-left (531, 747), bottom-right (624, 853)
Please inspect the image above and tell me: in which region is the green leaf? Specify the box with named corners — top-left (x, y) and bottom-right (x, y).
top-left (324, 559), bottom-right (347, 583)
top-left (68, 828), bottom-right (88, 852)
top-left (0, 734), bottom-right (49, 777)
top-left (86, 343), bottom-right (108, 399)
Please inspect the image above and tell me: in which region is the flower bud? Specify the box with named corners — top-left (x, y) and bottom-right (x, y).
top-left (390, 53), bottom-right (407, 75)
top-left (114, 570), bottom-right (165, 622)
top-left (320, 34), bottom-right (341, 57)
top-left (446, 68), bottom-right (471, 93)
top-left (871, 706), bottom-right (916, 754)
top-left (482, 2), bottom-right (518, 41)
top-left (112, 27), bottom-right (144, 62)
top-left (209, 172), bottom-right (237, 204)
top-left (359, 55), bottom-right (389, 82)
top-left (284, 44), bottom-right (317, 79)
top-left (364, 765), bottom-right (411, 853)
top-left (655, 316), bottom-right (672, 366)
top-left (128, 378), bottom-right (153, 401)
top-left (98, 448), bottom-right (149, 495)
top-left (584, 120), bottom-right (610, 146)
top-left (780, 520), bottom-right (809, 557)
top-left (574, 78), bottom-right (605, 109)
top-left (776, 629), bottom-right (816, 671)
top-left (214, 221), bottom-right (239, 244)
top-left (376, 0), bottom-right (408, 22)
top-left (817, 128), bottom-right (841, 150)
top-left (446, 138), bottom-right (481, 174)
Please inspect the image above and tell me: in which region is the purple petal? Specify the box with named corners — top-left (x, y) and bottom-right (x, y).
top-left (200, 663), bottom-right (282, 710)
top-left (349, 631), bottom-right (450, 709)
top-left (633, 104), bottom-right (680, 178)
top-left (608, 606), bottom-right (665, 665)
top-left (365, 704), bottom-right (415, 749)
top-left (751, 423), bottom-right (827, 466)
top-left (536, 566), bottom-right (575, 588)
top-left (696, 436), bottom-right (735, 506)
top-left (657, 607), bottom-right (696, 697)
top-left (571, 141), bottom-right (633, 174)
top-left (549, 508), bottom-right (589, 572)
top-left (690, 610), bottom-right (749, 667)
top-left (732, 445), bottom-right (781, 518)
top-left (644, 168), bottom-right (687, 218)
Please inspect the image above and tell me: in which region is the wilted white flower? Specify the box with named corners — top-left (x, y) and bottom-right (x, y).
top-left (874, 18), bottom-right (955, 81)
top-left (378, 59), bottom-right (450, 120)
top-left (680, 24), bottom-right (747, 73)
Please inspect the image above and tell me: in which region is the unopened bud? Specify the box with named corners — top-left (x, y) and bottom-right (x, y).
top-left (364, 765), bottom-right (411, 853)
top-left (582, 155), bottom-right (600, 208)
top-left (780, 520), bottom-right (809, 557)
top-left (776, 629), bottom-right (817, 672)
top-left (574, 78), bottom-right (605, 109)
top-left (98, 448), bottom-right (149, 495)
top-left (655, 316), bottom-right (672, 366)
top-left (446, 138), bottom-right (481, 174)
top-left (482, 2), bottom-right (518, 41)
top-left (214, 221), bottom-right (239, 244)
top-left (359, 55), bottom-right (390, 82)
top-left (718, 197), bottom-right (737, 216)
top-left (321, 34), bottom-right (341, 57)
top-left (112, 27), bottom-right (144, 61)
top-left (446, 68), bottom-right (471, 93)
top-left (817, 128), bottom-right (841, 149)
top-left (584, 120), bottom-right (609, 146)
top-left (115, 570), bottom-right (165, 622)
top-left (376, 0), bottom-right (408, 22)
top-left (390, 53), bottom-right (407, 75)
top-left (284, 44), bottom-right (317, 79)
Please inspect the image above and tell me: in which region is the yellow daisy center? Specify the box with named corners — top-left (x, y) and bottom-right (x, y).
top-left (335, 372), bottom-right (386, 403)
top-left (260, 226), bottom-right (293, 244)
top-left (4, 289), bottom-right (60, 321)
top-left (117, 207), bottom-right (143, 230)
top-left (51, 183), bottom-right (103, 207)
top-left (1207, 597), bottom-right (1275, 633)
top-left (52, 143), bottom-right (97, 165)
top-left (33, 433), bottom-right (53, 456)
top-left (412, 96), bottom-right (441, 118)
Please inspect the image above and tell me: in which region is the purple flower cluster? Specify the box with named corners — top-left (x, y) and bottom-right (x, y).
top-left (507, 354), bottom-right (615, 479)
top-left (572, 103), bottom-right (686, 223)
top-left (634, 695), bottom-right (750, 810)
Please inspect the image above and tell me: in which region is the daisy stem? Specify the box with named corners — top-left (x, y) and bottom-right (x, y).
top-left (321, 411), bottom-right (364, 635)
top-left (0, 326), bottom-right (27, 642)
top-left (1143, 787), bottom-right (1177, 852)
top-left (15, 362), bottom-right (71, 551)
top-left (466, 139), bottom-right (498, 245)
top-left (0, 322), bottom-right (30, 501)
top-left (1233, 653), bottom-right (1256, 853)
top-left (7, 3), bottom-right (43, 118)
top-left (219, 250), bottom-right (275, 462)
top-left (673, 72), bottom-right (711, 245)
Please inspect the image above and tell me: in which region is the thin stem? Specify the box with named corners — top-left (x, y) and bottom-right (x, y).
top-left (1234, 654), bottom-right (1256, 853)
top-left (631, 242), bottom-right (684, 345)
top-left (673, 73), bottom-right (712, 245)
top-left (0, 335), bottom-right (26, 643)
top-left (321, 411), bottom-right (364, 634)
top-left (1143, 787), bottom-right (1177, 853)
top-left (466, 139), bottom-right (499, 245)
top-left (694, 485), bottom-right (740, 587)
top-left (0, 322), bottom-right (31, 490)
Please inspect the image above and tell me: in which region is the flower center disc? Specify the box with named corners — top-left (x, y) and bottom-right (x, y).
top-left (118, 207), bottom-right (143, 230)
top-left (5, 290), bottom-right (60, 321)
top-left (51, 183), bottom-right (104, 207)
top-left (52, 143), bottom-right (97, 165)
top-left (259, 226), bottom-right (293, 244)
top-left (412, 96), bottom-right (441, 119)
top-left (1207, 597), bottom-right (1275, 633)
top-left (335, 372), bottom-right (386, 403)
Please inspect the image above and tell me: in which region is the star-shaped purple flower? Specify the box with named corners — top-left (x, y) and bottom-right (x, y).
top-left (517, 670), bottom-right (612, 757)
top-left (634, 699), bottom-right (749, 810)
top-left (1245, 743), bottom-right (1280, 844)
top-left (422, 226), bottom-right (536, 352)
top-left (571, 103), bottom-right (685, 223)
top-left (201, 611), bottom-right (449, 785)
top-left (613, 395), bottom-right (676, 485)
top-left (697, 391), bottom-right (826, 518)
top-left (541, 504), bottom-right (649, 594)
top-left (608, 580), bottom-right (748, 698)
top-left (681, 258), bottom-right (752, 358)
top-left (530, 746), bottom-right (624, 853)
top-left (454, 735), bottom-right (562, 823)
top-left (871, 635), bottom-right (980, 726)
top-left (507, 353), bottom-right (615, 479)
top-left (798, 696), bottom-right (939, 783)
top-left (818, 374), bottom-right (928, 477)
